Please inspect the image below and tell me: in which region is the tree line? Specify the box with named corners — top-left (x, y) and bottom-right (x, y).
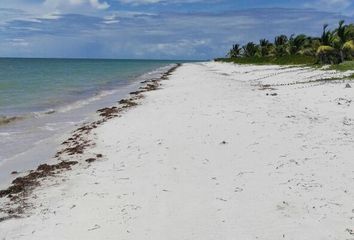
top-left (227, 21), bottom-right (354, 64)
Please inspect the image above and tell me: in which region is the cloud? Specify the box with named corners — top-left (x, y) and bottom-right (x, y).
top-left (41, 11), bottom-right (62, 20)
top-left (103, 14), bottom-right (120, 24)
top-left (118, 0), bottom-right (162, 4)
top-left (0, 7), bottom-right (353, 59)
top-left (116, 0), bottom-right (212, 5)
top-left (90, 0), bottom-right (110, 9)
top-left (0, 4), bottom-right (353, 59)
top-left (0, 0), bottom-right (110, 29)
top-left (43, 0), bottom-right (110, 10)
top-left (304, 0), bottom-right (353, 14)
top-left (7, 38), bottom-right (29, 47)
top-left (132, 39), bottom-right (211, 57)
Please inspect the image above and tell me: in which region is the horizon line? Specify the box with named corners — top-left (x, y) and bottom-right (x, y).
top-left (0, 56), bottom-right (208, 62)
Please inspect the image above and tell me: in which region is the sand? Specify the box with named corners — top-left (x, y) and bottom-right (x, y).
top-left (1, 62), bottom-right (354, 239)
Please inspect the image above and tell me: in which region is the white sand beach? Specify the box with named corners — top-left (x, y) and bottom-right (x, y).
top-left (1, 62), bottom-right (354, 239)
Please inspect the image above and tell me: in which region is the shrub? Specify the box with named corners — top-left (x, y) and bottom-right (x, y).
top-left (343, 40), bottom-right (354, 60)
top-left (316, 45), bottom-right (341, 64)
top-left (299, 48), bottom-right (316, 57)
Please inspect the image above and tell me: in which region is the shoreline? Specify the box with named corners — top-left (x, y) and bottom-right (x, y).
top-left (0, 64), bottom-right (178, 188)
top-left (1, 62), bottom-right (354, 239)
top-left (0, 63), bottom-right (181, 220)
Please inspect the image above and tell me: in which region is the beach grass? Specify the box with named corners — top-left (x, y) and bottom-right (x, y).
top-left (329, 61), bottom-right (354, 71)
top-left (328, 61), bottom-right (354, 79)
top-left (347, 73), bottom-right (354, 79)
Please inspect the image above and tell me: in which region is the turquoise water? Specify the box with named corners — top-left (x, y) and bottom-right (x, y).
top-left (0, 58), bottom-right (181, 117)
top-left (0, 58), bottom-right (187, 187)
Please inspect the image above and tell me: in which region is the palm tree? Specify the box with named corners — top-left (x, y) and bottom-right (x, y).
top-left (320, 24), bottom-right (334, 46)
top-left (336, 20), bottom-right (348, 62)
top-left (288, 34), bottom-right (307, 55)
top-left (259, 39), bottom-right (271, 57)
top-left (317, 24), bottom-right (341, 64)
top-left (242, 42), bottom-right (258, 57)
top-left (222, 20), bottom-right (352, 65)
top-left (301, 36), bottom-right (321, 56)
top-left (227, 44), bottom-right (242, 58)
top-left (346, 24), bottom-right (354, 40)
top-left (337, 20), bottom-right (348, 44)
top-left (274, 35), bottom-right (288, 56)
top-left (274, 35), bottom-right (288, 46)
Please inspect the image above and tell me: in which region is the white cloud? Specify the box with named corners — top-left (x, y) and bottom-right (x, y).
top-left (103, 14), bottom-right (120, 24)
top-left (0, 0), bottom-right (110, 27)
top-left (41, 11), bottom-right (62, 20)
top-left (304, 0), bottom-right (352, 12)
top-left (43, 0), bottom-right (110, 10)
top-left (89, 0), bottom-right (110, 9)
top-left (118, 0), bottom-right (161, 4)
top-left (116, 0), bottom-right (206, 5)
top-left (7, 38), bottom-right (29, 47)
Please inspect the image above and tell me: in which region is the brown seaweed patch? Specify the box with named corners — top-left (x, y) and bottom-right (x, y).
top-left (0, 161), bottom-right (78, 198)
top-left (0, 214), bottom-right (21, 222)
top-left (97, 106), bottom-right (120, 119)
top-left (0, 116), bottom-right (25, 126)
top-left (140, 82), bottom-right (159, 91)
top-left (119, 99), bottom-right (138, 107)
top-left (59, 140), bottom-right (92, 156)
top-left (141, 78), bottom-right (159, 84)
top-left (0, 63), bottom-right (183, 220)
top-left (160, 63), bottom-right (181, 79)
top-left (85, 158), bottom-right (96, 163)
top-left (130, 90), bottom-right (144, 95)
top-left (258, 84), bottom-right (277, 91)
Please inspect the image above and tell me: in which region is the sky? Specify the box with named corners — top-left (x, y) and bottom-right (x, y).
top-left (0, 0), bottom-right (353, 59)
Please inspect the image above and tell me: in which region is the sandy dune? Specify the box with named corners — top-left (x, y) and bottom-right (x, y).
top-left (1, 62), bottom-right (354, 240)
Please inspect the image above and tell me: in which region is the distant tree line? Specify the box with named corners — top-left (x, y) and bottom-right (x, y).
top-left (227, 21), bottom-right (354, 64)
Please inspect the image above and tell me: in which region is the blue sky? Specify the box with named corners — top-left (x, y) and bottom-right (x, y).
top-left (0, 0), bottom-right (353, 59)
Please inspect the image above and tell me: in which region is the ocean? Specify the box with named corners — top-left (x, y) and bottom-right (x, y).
top-left (0, 58), bottom-right (185, 187)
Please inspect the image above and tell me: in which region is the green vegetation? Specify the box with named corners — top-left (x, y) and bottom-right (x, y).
top-left (328, 61), bottom-right (354, 80)
top-left (217, 55), bottom-right (316, 65)
top-left (220, 20), bottom-right (354, 68)
top-left (329, 61), bottom-right (354, 71)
